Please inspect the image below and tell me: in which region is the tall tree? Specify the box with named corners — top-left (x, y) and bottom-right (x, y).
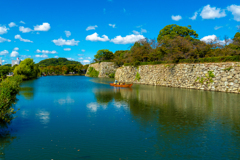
top-left (157, 24), bottom-right (198, 42)
top-left (94, 49), bottom-right (114, 62)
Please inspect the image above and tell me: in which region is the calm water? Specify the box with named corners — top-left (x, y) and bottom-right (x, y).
top-left (1, 76), bottom-right (240, 160)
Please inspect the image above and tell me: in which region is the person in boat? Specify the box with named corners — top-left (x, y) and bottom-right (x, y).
top-left (114, 80), bottom-right (118, 84)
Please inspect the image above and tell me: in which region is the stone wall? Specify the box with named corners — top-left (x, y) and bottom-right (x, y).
top-left (115, 62), bottom-right (240, 93)
top-left (86, 62), bottom-right (118, 78)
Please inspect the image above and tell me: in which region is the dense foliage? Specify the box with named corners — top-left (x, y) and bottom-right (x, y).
top-left (94, 49), bottom-right (114, 62)
top-left (87, 67), bottom-right (99, 77)
top-left (92, 25), bottom-right (240, 66)
top-left (38, 58), bottom-right (81, 66)
top-left (40, 64), bottom-right (89, 75)
top-left (13, 58), bottom-right (41, 80)
top-left (0, 76), bottom-right (22, 124)
top-left (0, 66), bottom-right (11, 78)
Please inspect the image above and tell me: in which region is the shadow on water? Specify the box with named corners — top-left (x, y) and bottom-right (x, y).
top-left (93, 84), bottom-right (240, 159)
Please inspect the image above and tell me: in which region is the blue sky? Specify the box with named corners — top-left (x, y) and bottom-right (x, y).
top-left (0, 0), bottom-right (240, 65)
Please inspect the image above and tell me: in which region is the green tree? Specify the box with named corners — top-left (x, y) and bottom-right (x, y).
top-left (0, 76), bottom-right (22, 124)
top-left (13, 58), bottom-right (40, 80)
top-left (157, 24), bottom-right (198, 42)
top-left (0, 66), bottom-right (11, 78)
top-left (94, 49), bottom-right (114, 62)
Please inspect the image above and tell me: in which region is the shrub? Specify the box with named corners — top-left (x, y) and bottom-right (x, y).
top-left (135, 72), bottom-right (141, 81)
top-left (87, 67), bottom-right (99, 77)
top-left (0, 76), bottom-right (22, 124)
top-left (109, 72), bottom-right (115, 78)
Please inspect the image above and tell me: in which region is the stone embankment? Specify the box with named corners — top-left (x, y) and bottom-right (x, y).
top-left (85, 62), bottom-right (118, 78)
top-left (115, 62), bottom-right (240, 93)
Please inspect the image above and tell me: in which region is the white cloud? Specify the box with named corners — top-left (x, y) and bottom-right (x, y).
top-left (2, 60), bottom-right (5, 63)
top-left (20, 21), bottom-right (25, 24)
top-left (34, 23), bottom-right (50, 31)
top-left (81, 60), bottom-right (90, 64)
top-left (0, 26), bottom-right (9, 34)
top-left (141, 28), bottom-right (147, 33)
top-left (54, 56), bottom-right (59, 58)
top-left (171, 15), bottom-right (182, 21)
top-left (109, 24), bottom-right (116, 28)
top-left (86, 32), bottom-right (109, 42)
top-left (0, 50), bottom-right (9, 55)
top-left (227, 5), bottom-right (240, 22)
top-left (35, 54), bottom-right (48, 58)
top-left (86, 25), bottom-right (98, 31)
top-left (67, 58), bottom-right (74, 61)
top-left (214, 26), bottom-right (223, 30)
top-left (200, 5), bottom-right (226, 19)
top-left (64, 48), bottom-right (71, 51)
top-left (8, 22), bottom-right (17, 27)
top-left (78, 54), bottom-right (84, 56)
top-left (86, 57), bottom-right (91, 59)
top-left (52, 38), bottom-right (80, 46)
top-left (79, 57), bottom-right (83, 59)
top-left (10, 51), bottom-right (19, 57)
top-left (15, 35), bottom-right (33, 43)
top-left (19, 26), bottom-right (32, 33)
top-left (200, 35), bottom-right (218, 43)
top-left (36, 49), bottom-right (57, 54)
top-left (190, 12), bottom-right (198, 20)
top-left (0, 36), bottom-right (11, 43)
top-left (13, 47), bottom-right (19, 51)
top-left (65, 31), bottom-right (71, 37)
top-left (133, 30), bottom-right (140, 35)
top-left (81, 49), bottom-right (85, 52)
top-left (110, 34), bottom-right (145, 44)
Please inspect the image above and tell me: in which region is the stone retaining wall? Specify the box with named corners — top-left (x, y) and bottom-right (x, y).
top-left (115, 62), bottom-right (240, 93)
top-left (86, 62), bottom-right (118, 78)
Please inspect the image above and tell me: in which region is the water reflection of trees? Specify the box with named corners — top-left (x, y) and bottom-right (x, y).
top-left (0, 127), bottom-right (16, 159)
top-left (19, 87), bottom-right (34, 100)
top-left (94, 85), bottom-right (240, 158)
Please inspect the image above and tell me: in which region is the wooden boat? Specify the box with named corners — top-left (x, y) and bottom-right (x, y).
top-left (110, 83), bottom-right (133, 88)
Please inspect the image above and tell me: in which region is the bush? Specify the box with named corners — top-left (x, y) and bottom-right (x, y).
top-left (109, 72), bottom-right (115, 78)
top-left (135, 72), bottom-right (141, 81)
top-left (87, 67), bottom-right (99, 77)
top-left (0, 76), bottom-right (22, 124)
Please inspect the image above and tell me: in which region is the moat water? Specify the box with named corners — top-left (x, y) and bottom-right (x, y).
top-left (1, 76), bottom-right (240, 160)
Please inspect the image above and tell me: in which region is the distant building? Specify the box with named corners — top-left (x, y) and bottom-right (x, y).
top-left (12, 58), bottom-right (21, 67)
top-left (0, 59), bottom-right (2, 66)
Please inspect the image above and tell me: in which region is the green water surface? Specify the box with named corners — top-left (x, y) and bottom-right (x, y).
top-left (0, 76), bottom-right (240, 160)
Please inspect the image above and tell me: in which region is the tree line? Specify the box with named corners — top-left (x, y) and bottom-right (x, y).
top-left (93, 24), bottom-right (240, 66)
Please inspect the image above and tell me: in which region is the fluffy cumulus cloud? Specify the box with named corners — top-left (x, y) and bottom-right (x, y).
top-left (200, 35), bottom-right (218, 43)
top-left (36, 49), bottom-right (57, 54)
top-left (86, 32), bottom-right (109, 42)
top-left (10, 51), bottom-right (19, 57)
top-left (8, 22), bottom-right (17, 27)
top-left (35, 54), bottom-right (48, 58)
top-left (200, 5), bottom-right (226, 19)
top-left (52, 38), bottom-right (80, 46)
top-left (81, 60), bottom-right (90, 64)
top-left (190, 12), bottom-right (198, 20)
top-left (0, 50), bottom-right (9, 55)
top-left (19, 26), bottom-right (32, 33)
top-left (171, 15), bottom-right (182, 21)
top-left (0, 26), bottom-right (9, 34)
top-left (0, 36), bottom-right (11, 43)
top-left (81, 49), bottom-right (85, 52)
top-left (67, 58), bottom-right (74, 61)
top-left (110, 34), bottom-right (145, 44)
top-left (64, 48), bottom-right (71, 51)
top-left (141, 28), bottom-right (147, 33)
top-left (20, 21), bottom-right (25, 24)
top-left (109, 24), bottom-right (116, 28)
top-left (34, 23), bottom-right (50, 31)
top-left (54, 56), bottom-right (59, 58)
top-left (227, 5), bottom-right (240, 21)
top-left (85, 57), bottom-right (91, 59)
top-left (86, 25), bottom-right (98, 31)
top-left (13, 47), bottom-right (19, 51)
top-left (65, 31), bottom-right (71, 37)
top-left (15, 35), bottom-right (33, 43)
top-left (79, 57), bottom-right (83, 60)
